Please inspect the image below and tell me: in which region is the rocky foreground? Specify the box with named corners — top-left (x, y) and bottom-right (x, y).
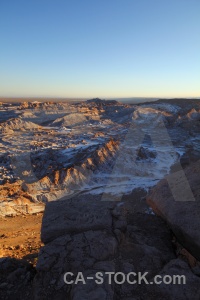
top-left (1, 190), bottom-right (200, 299)
top-left (1, 98), bottom-right (200, 299)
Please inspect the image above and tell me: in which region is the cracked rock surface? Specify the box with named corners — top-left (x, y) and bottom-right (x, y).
top-left (31, 194), bottom-right (200, 300)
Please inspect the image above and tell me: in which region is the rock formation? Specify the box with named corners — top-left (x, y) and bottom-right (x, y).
top-left (147, 160), bottom-right (200, 261)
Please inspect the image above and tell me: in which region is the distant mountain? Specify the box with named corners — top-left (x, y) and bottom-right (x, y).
top-left (86, 98), bottom-right (119, 105)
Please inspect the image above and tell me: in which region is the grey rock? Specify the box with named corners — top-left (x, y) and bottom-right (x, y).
top-left (71, 270), bottom-right (114, 300)
top-left (145, 259), bottom-right (200, 300)
top-left (84, 230), bottom-right (118, 261)
top-left (147, 161), bottom-right (200, 260)
top-left (41, 198), bottom-right (114, 243)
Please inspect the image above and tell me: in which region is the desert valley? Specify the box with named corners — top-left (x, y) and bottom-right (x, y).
top-left (0, 98), bottom-right (200, 299)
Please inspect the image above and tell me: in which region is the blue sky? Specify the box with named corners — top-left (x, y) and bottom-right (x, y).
top-left (0, 0), bottom-right (200, 98)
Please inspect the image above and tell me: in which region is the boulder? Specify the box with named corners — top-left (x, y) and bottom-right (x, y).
top-left (147, 161), bottom-right (200, 260)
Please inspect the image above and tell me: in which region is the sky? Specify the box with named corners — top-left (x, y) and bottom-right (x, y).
top-left (0, 0), bottom-right (200, 98)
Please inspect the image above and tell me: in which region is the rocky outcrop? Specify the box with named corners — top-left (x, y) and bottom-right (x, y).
top-left (18, 101), bottom-right (66, 110)
top-left (1, 193), bottom-right (200, 299)
top-left (31, 193), bottom-right (200, 300)
top-left (136, 146), bottom-right (156, 161)
top-left (51, 113), bottom-right (87, 127)
top-left (0, 181), bottom-right (45, 217)
top-left (0, 139), bottom-right (119, 216)
top-left (147, 160), bottom-right (200, 260)
top-left (0, 117), bottom-right (40, 132)
top-left (23, 139), bottom-right (120, 202)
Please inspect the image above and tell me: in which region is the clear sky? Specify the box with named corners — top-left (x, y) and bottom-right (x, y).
top-left (0, 0), bottom-right (200, 98)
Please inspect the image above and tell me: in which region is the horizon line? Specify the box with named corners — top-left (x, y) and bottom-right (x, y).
top-left (0, 96), bottom-right (200, 100)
